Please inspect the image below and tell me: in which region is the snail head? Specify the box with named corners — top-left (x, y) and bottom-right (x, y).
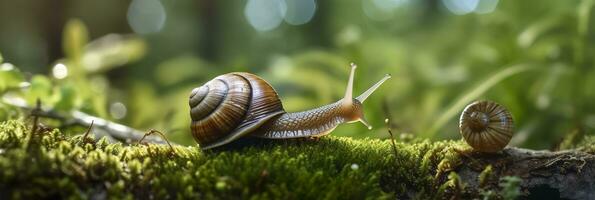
top-left (341, 63), bottom-right (391, 130)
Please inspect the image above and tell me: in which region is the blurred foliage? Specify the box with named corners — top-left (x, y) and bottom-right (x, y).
top-left (498, 176), bottom-right (522, 200)
top-left (0, 0), bottom-right (594, 149)
top-left (0, 19), bottom-right (146, 130)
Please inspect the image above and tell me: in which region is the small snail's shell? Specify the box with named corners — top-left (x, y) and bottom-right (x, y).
top-left (459, 100), bottom-right (513, 152)
top-left (189, 72), bottom-right (285, 149)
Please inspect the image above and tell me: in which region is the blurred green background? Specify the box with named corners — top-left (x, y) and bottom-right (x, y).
top-left (0, 0), bottom-right (594, 149)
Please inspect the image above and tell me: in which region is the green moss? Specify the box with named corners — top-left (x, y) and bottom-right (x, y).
top-left (0, 120), bottom-right (593, 199)
top-left (579, 135), bottom-right (595, 153)
top-left (478, 165), bottom-right (493, 188)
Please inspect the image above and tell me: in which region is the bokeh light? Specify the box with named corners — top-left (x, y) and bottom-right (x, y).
top-left (284, 0), bottom-right (317, 25)
top-left (0, 63), bottom-right (15, 71)
top-left (363, 0), bottom-right (409, 21)
top-left (52, 63), bottom-right (68, 79)
top-left (441, 0), bottom-right (479, 15)
top-left (336, 25), bottom-right (362, 46)
top-left (127, 0), bottom-right (167, 34)
top-left (110, 102), bottom-right (127, 119)
top-left (245, 0), bottom-right (287, 31)
top-left (83, 52), bottom-right (101, 71)
top-left (373, 0), bottom-right (409, 12)
top-left (474, 0), bottom-right (499, 14)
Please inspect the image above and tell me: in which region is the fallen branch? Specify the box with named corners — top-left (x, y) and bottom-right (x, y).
top-left (71, 111), bottom-right (170, 144)
top-left (444, 147), bottom-right (595, 199)
top-left (2, 96), bottom-right (172, 145)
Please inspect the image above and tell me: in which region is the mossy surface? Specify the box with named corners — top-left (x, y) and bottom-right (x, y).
top-left (0, 120), bottom-right (592, 199)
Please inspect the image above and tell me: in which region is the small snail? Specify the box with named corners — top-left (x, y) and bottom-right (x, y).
top-left (189, 63), bottom-right (391, 149)
top-left (459, 100), bottom-right (514, 152)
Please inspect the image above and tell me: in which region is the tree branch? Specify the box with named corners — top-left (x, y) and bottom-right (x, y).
top-left (445, 147), bottom-right (595, 199)
top-left (2, 96), bottom-right (173, 145)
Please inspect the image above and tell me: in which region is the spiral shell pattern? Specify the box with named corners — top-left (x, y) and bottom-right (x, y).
top-left (459, 100), bottom-right (513, 152)
top-left (189, 72), bottom-right (285, 149)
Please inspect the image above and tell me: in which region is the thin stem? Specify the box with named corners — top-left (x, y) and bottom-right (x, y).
top-left (81, 120), bottom-right (94, 143)
top-left (384, 118), bottom-right (399, 157)
top-left (29, 99), bottom-right (41, 136)
top-left (140, 129), bottom-right (176, 155)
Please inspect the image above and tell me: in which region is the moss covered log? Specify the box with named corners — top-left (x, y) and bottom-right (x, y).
top-left (0, 120), bottom-right (593, 199)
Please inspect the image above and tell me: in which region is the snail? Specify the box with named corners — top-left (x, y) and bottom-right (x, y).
top-left (189, 63), bottom-right (391, 149)
top-left (459, 100), bottom-right (514, 152)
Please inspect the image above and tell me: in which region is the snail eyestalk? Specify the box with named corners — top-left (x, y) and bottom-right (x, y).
top-left (356, 74), bottom-right (391, 103)
top-left (343, 62), bottom-right (357, 104)
top-left (359, 117), bottom-right (372, 130)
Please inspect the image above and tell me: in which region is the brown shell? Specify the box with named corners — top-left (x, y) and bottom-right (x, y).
top-left (189, 72), bottom-right (285, 149)
top-left (459, 100), bottom-right (514, 152)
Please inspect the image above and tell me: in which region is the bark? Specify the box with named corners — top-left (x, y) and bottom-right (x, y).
top-left (448, 147), bottom-right (595, 199)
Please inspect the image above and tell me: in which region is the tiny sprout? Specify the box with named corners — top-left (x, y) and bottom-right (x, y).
top-left (384, 118), bottom-right (398, 157)
top-left (139, 129), bottom-right (176, 156)
top-left (29, 98), bottom-right (42, 136)
top-left (81, 120), bottom-right (95, 144)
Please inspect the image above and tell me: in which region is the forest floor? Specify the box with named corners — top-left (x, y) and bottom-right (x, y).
top-left (0, 120), bottom-right (593, 199)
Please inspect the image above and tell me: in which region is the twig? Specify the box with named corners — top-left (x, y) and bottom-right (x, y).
top-left (382, 97), bottom-right (399, 157)
top-left (29, 99), bottom-right (41, 136)
top-left (381, 97), bottom-right (396, 130)
top-left (139, 129), bottom-right (176, 155)
top-left (385, 119), bottom-right (399, 157)
top-left (2, 96), bottom-right (173, 145)
top-left (80, 120), bottom-right (95, 144)
top-left (82, 120), bottom-right (94, 139)
top-left (254, 169), bottom-right (269, 193)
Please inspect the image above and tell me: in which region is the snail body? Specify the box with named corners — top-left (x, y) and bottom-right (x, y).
top-left (190, 64), bottom-right (390, 149)
top-left (459, 100), bottom-right (514, 152)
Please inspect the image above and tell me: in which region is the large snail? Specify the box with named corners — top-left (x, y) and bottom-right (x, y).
top-left (189, 63), bottom-right (391, 149)
top-left (459, 100), bottom-right (514, 152)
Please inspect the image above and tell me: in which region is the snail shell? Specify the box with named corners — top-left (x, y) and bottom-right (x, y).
top-left (189, 72), bottom-right (285, 149)
top-left (459, 100), bottom-right (513, 152)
